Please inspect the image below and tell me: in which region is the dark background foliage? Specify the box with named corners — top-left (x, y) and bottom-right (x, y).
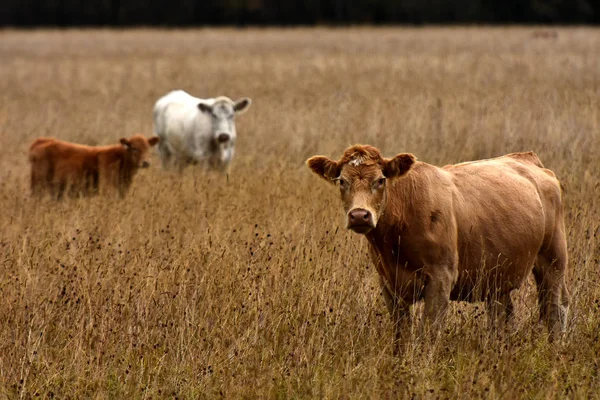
top-left (2, 0), bottom-right (598, 27)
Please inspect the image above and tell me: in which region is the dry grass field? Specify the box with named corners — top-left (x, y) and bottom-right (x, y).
top-left (0, 27), bottom-right (599, 398)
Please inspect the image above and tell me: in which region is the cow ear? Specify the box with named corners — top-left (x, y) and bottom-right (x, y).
top-left (120, 138), bottom-right (130, 149)
top-left (306, 156), bottom-right (341, 183)
top-left (383, 153), bottom-right (416, 179)
top-left (233, 97), bottom-right (251, 114)
top-left (148, 136), bottom-right (160, 146)
top-left (198, 103), bottom-right (212, 113)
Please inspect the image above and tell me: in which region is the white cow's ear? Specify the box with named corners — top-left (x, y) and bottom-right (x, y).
top-left (120, 138), bottom-right (130, 149)
top-left (233, 98), bottom-right (251, 114)
top-left (198, 103), bottom-right (212, 113)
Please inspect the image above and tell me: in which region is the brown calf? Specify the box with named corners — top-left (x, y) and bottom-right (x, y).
top-left (29, 134), bottom-right (159, 199)
top-left (308, 145), bottom-right (569, 350)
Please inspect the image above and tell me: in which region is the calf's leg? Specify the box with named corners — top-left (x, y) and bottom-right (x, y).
top-left (30, 167), bottom-right (43, 197)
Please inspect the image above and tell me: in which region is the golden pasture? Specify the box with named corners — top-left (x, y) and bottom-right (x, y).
top-left (0, 28), bottom-right (599, 398)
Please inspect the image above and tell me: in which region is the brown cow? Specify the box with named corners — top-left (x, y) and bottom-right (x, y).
top-left (29, 134), bottom-right (159, 199)
top-left (307, 145), bottom-right (568, 349)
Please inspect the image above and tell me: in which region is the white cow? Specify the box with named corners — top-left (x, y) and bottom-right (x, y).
top-left (153, 90), bottom-right (251, 172)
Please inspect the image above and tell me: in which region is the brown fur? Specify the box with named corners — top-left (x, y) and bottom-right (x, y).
top-left (308, 145), bottom-right (569, 350)
top-left (29, 134), bottom-right (159, 199)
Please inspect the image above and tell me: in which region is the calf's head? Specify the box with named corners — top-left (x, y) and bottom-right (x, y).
top-left (307, 145), bottom-right (415, 234)
top-left (120, 135), bottom-right (160, 168)
top-left (198, 96), bottom-right (252, 145)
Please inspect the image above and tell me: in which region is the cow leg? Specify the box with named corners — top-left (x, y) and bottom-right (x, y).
top-left (91, 170), bottom-right (100, 195)
top-left (534, 220), bottom-right (569, 339)
top-left (423, 264), bottom-right (455, 333)
top-left (485, 291), bottom-right (514, 332)
top-left (379, 276), bottom-right (411, 355)
top-left (157, 141), bottom-right (172, 170)
top-left (82, 170), bottom-right (98, 197)
top-left (31, 159), bottom-right (52, 197)
top-left (118, 180), bottom-right (132, 199)
top-left (179, 161), bottom-right (187, 174)
top-left (50, 174), bottom-right (67, 200)
top-left (30, 168), bottom-right (43, 197)
top-left (55, 182), bottom-right (66, 200)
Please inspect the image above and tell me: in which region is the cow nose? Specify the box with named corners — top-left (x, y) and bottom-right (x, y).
top-left (141, 160), bottom-right (150, 168)
top-left (217, 133), bottom-right (230, 143)
top-left (349, 208), bottom-right (372, 223)
top-left (347, 208), bottom-right (374, 233)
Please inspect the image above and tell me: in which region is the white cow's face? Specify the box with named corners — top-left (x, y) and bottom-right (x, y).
top-left (198, 97), bottom-right (251, 145)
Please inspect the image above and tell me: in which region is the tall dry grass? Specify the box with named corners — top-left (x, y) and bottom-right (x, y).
top-left (0, 27), bottom-right (599, 398)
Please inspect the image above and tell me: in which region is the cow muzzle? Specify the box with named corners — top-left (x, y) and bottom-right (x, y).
top-left (217, 133), bottom-right (231, 143)
top-left (141, 161), bottom-right (150, 168)
top-left (347, 208), bottom-right (375, 234)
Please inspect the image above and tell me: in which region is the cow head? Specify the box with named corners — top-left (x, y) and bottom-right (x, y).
top-left (120, 135), bottom-right (160, 168)
top-left (198, 96), bottom-right (252, 145)
top-left (307, 145), bottom-right (415, 234)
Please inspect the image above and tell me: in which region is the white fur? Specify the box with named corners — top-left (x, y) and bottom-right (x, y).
top-left (349, 156), bottom-right (366, 166)
top-left (153, 90), bottom-right (251, 172)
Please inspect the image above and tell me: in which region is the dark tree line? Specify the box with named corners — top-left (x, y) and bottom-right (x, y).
top-left (2, 0), bottom-right (598, 27)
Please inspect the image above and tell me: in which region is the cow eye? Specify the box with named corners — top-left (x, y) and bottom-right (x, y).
top-left (375, 177), bottom-right (386, 188)
top-left (337, 179), bottom-right (347, 189)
